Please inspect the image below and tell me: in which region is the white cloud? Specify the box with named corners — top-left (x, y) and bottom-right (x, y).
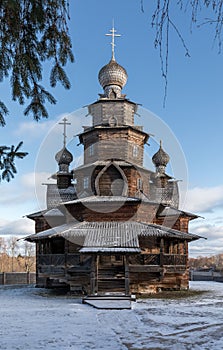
top-left (21, 171), bottom-right (55, 209)
top-left (14, 119), bottom-right (58, 140)
top-left (0, 171), bottom-right (52, 207)
top-left (183, 185), bottom-right (223, 213)
top-left (189, 221), bottom-right (223, 257)
top-left (0, 218), bottom-right (35, 237)
top-left (14, 110), bottom-right (87, 150)
top-left (0, 171), bottom-right (54, 226)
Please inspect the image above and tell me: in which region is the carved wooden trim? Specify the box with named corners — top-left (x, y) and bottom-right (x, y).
top-left (95, 161), bottom-right (128, 196)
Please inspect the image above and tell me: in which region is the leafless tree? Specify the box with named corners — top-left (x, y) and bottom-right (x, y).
top-left (23, 241), bottom-right (36, 272)
top-left (8, 236), bottom-right (19, 272)
top-left (142, 1), bottom-right (223, 104)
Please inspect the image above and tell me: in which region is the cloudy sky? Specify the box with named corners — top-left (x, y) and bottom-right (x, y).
top-left (1, 1), bottom-right (223, 257)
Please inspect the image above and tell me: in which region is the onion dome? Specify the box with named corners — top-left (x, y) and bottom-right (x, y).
top-left (98, 58), bottom-right (128, 98)
top-left (55, 147), bottom-right (73, 166)
top-left (152, 141), bottom-right (170, 174)
top-left (98, 58), bottom-right (128, 90)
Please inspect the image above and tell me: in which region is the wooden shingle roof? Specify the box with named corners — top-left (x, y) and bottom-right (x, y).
top-left (25, 221), bottom-right (202, 253)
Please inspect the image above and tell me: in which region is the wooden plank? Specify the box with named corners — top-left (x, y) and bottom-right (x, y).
top-left (129, 265), bottom-right (162, 273)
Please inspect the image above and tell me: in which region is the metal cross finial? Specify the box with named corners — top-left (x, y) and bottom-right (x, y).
top-left (59, 117), bottom-right (71, 147)
top-left (106, 22), bottom-right (121, 60)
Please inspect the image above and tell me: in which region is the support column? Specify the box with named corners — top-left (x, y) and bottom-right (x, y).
top-left (96, 255), bottom-right (99, 294)
top-left (124, 255), bottom-right (130, 295)
top-left (160, 238), bottom-right (165, 280)
top-left (3, 272), bottom-right (6, 285)
top-left (90, 255), bottom-right (97, 295)
top-left (160, 238), bottom-right (164, 266)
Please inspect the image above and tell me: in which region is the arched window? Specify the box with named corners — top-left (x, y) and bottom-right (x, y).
top-left (95, 162), bottom-right (128, 196)
top-left (137, 178), bottom-right (143, 190)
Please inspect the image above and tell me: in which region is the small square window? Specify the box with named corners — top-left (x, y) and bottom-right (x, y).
top-left (83, 176), bottom-right (89, 189)
top-left (133, 145), bottom-right (138, 157)
top-left (89, 144), bottom-right (94, 156)
top-left (137, 178), bottom-right (143, 190)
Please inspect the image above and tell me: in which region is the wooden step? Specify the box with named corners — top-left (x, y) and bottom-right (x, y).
top-left (97, 279), bottom-right (125, 293)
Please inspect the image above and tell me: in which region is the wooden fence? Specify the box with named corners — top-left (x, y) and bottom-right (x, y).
top-left (0, 272), bottom-right (36, 285)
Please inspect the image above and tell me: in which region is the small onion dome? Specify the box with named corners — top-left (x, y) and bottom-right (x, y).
top-left (98, 58), bottom-right (128, 90)
top-left (152, 140), bottom-right (170, 167)
top-left (55, 147), bottom-right (73, 165)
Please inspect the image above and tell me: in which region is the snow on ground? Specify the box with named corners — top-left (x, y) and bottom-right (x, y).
top-left (0, 281), bottom-right (223, 350)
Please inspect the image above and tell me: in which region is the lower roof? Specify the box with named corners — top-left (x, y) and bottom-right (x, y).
top-left (25, 221), bottom-right (203, 253)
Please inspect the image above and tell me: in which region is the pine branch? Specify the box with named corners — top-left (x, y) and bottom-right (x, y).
top-left (0, 142), bottom-right (28, 182)
top-left (0, 101), bottom-right (8, 126)
top-left (0, 0), bottom-right (73, 122)
top-left (50, 62), bottom-right (71, 89)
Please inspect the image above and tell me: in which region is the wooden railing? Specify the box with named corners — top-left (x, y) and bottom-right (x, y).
top-left (38, 254), bottom-right (65, 266)
top-left (38, 254), bottom-right (84, 266)
top-left (38, 253), bottom-right (187, 271)
top-left (162, 254), bottom-right (187, 266)
top-left (129, 254), bottom-right (187, 266)
top-left (38, 254), bottom-right (92, 275)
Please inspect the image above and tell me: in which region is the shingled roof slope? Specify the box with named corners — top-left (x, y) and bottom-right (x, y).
top-left (25, 221), bottom-right (203, 253)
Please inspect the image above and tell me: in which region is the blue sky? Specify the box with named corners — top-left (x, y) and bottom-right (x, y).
top-left (1, 1), bottom-right (223, 257)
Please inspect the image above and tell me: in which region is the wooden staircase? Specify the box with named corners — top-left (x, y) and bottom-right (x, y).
top-left (97, 266), bottom-right (126, 294)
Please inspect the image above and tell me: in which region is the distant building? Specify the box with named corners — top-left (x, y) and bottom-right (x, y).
top-left (25, 28), bottom-right (201, 296)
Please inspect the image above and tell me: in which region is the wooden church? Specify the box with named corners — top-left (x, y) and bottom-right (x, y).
top-left (26, 28), bottom-right (201, 296)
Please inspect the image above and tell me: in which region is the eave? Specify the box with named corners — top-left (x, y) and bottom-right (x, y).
top-left (77, 125), bottom-right (150, 144)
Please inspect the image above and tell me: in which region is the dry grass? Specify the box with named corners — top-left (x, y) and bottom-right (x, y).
top-left (137, 289), bottom-right (208, 299)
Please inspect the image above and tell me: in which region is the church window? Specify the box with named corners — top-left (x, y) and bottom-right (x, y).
top-left (137, 178), bottom-right (143, 190)
top-left (83, 176), bottom-right (89, 189)
top-left (133, 145), bottom-right (138, 157)
top-left (89, 144), bottom-right (94, 156)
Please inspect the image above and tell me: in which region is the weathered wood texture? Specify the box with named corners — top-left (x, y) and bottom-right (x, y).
top-left (31, 87), bottom-right (195, 294)
top-left (65, 202), bottom-right (158, 223)
top-left (35, 237), bottom-right (189, 294)
top-left (74, 164), bottom-right (152, 198)
top-left (81, 127), bottom-right (147, 166)
top-left (89, 100), bottom-right (137, 127)
top-left (154, 217), bottom-right (190, 233)
top-left (0, 272), bottom-right (36, 285)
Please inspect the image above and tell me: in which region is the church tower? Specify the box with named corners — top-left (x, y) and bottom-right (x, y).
top-left (46, 117), bottom-right (76, 209)
top-left (74, 27), bottom-right (178, 208)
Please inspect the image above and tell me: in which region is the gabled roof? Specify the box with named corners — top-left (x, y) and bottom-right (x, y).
top-left (157, 205), bottom-right (200, 220)
top-left (61, 195), bottom-right (142, 206)
top-left (73, 159), bottom-right (153, 174)
top-left (26, 208), bottom-right (64, 220)
top-left (25, 221), bottom-right (203, 252)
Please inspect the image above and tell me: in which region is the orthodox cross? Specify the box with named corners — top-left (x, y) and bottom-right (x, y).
top-left (106, 23), bottom-right (121, 60)
top-left (59, 117), bottom-right (71, 147)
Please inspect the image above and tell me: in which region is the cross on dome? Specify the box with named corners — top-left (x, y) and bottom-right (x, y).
top-left (105, 22), bottom-right (121, 60)
top-left (59, 117), bottom-right (71, 147)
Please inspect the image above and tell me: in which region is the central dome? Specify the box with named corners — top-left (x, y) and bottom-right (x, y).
top-left (98, 58), bottom-right (128, 90)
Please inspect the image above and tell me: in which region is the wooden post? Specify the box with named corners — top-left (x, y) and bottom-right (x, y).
top-left (96, 255), bottom-right (99, 294)
top-left (3, 272), bottom-right (6, 285)
top-left (124, 255), bottom-right (130, 295)
top-left (90, 256), bottom-right (96, 295)
top-left (160, 238), bottom-right (164, 266)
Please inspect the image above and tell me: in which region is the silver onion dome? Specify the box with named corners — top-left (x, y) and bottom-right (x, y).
top-left (98, 58), bottom-right (128, 89)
